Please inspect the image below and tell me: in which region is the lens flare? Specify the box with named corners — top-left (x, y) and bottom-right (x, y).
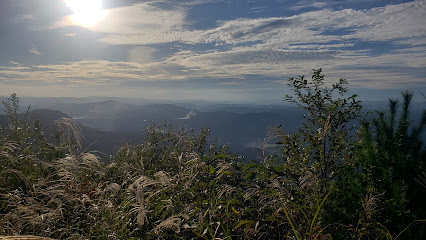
top-left (65, 0), bottom-right (106, 28)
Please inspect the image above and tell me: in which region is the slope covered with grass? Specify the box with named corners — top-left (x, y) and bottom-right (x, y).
top-left (1, 70), bottom-right (425, 239)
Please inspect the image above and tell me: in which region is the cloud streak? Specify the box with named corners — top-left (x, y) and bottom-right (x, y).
top-left (29, 44), bottom-right (41, 55)
top-left (0, 0), bottom-right (425, 101)
top-left (74, 0), bottom-right (425, 49)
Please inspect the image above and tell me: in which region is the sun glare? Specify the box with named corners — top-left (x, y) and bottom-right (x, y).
top-left (65, 0), bottom-right (106, 28)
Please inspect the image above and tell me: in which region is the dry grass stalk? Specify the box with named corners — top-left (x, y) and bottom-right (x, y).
top-left (299, 170), bottom-right (319, 191)
top-left (267, 125), bottom-right (286, 141)
top-left (415, 172), bottom-right (426, 189)
top-left (215, 160), bottom-right (232, 179)
top-left (105, 183), bottom-right (121, 194)
top-left (364, 193), bottom-right (383, 220)
top-left (255, 138), bottom-right (272, 163)
top-left (183, 153), bottom-right (205, 189)
top-left (0, 236), bottom-right (56, 240)
top-left (54, 117), bottom-right (84, 155)
top-left (154, 216), bottom-right (182, 234)
top-left (0, 141), bottom-right (18, 163)
top-left (217, 184), bottom-right (236, 199)
top-left (243, 185), bottom-right (261, 201)
top-left (154, 171), bottom-right (171, 186)
top-left (320, 114), bottom-right (332, 138)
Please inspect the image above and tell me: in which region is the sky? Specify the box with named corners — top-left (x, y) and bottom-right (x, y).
top-left (0, 0), bottom-right (425, 104)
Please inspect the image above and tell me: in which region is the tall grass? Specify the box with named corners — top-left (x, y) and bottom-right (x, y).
top-left (1, 84), bottom-right (424, 239)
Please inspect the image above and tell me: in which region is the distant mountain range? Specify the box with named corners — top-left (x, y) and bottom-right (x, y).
top-left (1, 96), bottom-right (424, 160)
top-left (36, 101), bottom-right (303, 159)
top-left (0, 109), bottom-right (144, 158)
top-left (0, 99), bottom-right (304, 160)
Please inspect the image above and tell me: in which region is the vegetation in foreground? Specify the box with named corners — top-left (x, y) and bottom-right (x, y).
top-left (0, 69), bottom-right (425, 239)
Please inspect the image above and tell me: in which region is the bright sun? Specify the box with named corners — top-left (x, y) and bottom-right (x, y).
top-left (65, 0), bottom-right (106, 28)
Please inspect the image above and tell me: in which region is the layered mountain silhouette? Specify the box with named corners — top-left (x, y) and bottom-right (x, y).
top-left (1, 99), bottom-right (308, 160)
top-left (0, 109), bottom-right (144, 157)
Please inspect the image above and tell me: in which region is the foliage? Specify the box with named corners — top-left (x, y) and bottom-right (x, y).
top-left (322, 91), bottom-right (425, 239)
top-left (0, 94), bottom-right (44, 195)
top-left (283, 68), bottom-right (362, 179)
top-left (0, 73), bottom-right (425, 240)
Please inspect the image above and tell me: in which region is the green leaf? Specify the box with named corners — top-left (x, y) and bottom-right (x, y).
top-left (245, 172), bottom-right (255, 180)
top-left (213, 154), bottom-right (228, 160)
top-left (235, 220), bottom-right (254, 229)
top-left (231, 207), bottom-right (239, 214)
top-left (208, 166), bottom-right (215, 174)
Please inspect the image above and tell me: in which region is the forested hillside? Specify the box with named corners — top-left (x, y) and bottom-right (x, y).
top-left (1, 70), bottom-right (425, 239)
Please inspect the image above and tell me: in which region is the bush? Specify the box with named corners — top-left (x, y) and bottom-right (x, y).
top-left (1, 77), bottom-right (424, 239)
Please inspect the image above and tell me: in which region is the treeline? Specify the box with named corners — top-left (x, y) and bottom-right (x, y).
top-left (0, 69), bottom-right (425, 239)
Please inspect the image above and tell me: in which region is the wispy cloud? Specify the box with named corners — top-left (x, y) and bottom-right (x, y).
top-left (174, 0), bottom-right (221, 6)
top-left (69, 0), bottom-right (424, 49)
top-left (66, 2), bottom-right (206, 45)
top-left (204, 0), bottom-right (426, 47)
top-left (1, 0), bottom-right (425, 100)
top-left (0, 60), bottom-right (187, 86)
top-left (65, 32), bottom-right (76, 37)
top-left (1, 44), bottom-right (424, 91)
top-left (29, 44), bottom-right (41, 55)
top-left (287, 0), bottom-right (329, 10)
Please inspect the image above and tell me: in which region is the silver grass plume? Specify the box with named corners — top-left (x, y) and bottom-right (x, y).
top-left (54, 117), bottom-right (84, 156)
top-left (0, 141), bottom-right (18, 165)
top-left (215, 160), bottom-right (233, 179)
top-left (217, 184), bottom-right (236, 199)
top-left (153, 215), bottom-right (184, 234)
top-left (364, 193), bottom-right (383, 221)
top-left (299, 170), bottom-right (319, 192)
top-left (129, 175), bottom-right (158, 226)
